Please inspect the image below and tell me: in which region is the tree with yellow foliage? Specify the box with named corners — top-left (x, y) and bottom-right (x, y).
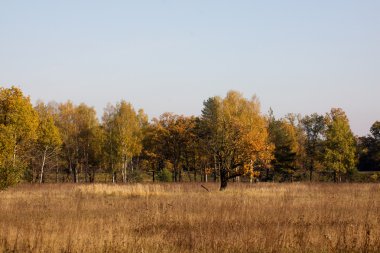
top-left (56, 101), bottom-right (80, 182)
top-left (324, 108), bottom-right (356, 182)
top-left (102, 101), bottom-right (143, 183)
top-left (201, 91), bottom-right (273, 190)
top-left (55, 101), bottom-right (100, 182)
top-left (34, 101), bottom-right (62, 183)
top-left (150, 113), bottom-right (189, 182)
top-left (0, 86), bottom-right (38, 189)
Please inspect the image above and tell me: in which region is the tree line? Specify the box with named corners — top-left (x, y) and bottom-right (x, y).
top-left (0, 86), bottom-right (379, 190)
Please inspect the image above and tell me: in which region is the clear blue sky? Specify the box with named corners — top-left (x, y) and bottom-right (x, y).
top-left (1, 0), bottom-right (379, 136)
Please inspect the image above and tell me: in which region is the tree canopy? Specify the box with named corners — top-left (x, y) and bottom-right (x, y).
top-left (0, 86), bottom-right (378, 189)
top-left (0, 86), bottom-right (39, 188)
top-left (201, 91), bottom-right (273, 190)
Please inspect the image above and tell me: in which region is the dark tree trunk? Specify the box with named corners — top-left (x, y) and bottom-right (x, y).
top-left (220, 177), bottom-right (228, 191)
top-left (179, 168), bottom-right (182, 182)
top-left (309, 159), bottom-right (314, 182)
top-left (56, 166), bottom-right (59, 183)
top-left (91, 167), bottom-right (96, 183)
top-left (220, 168), bottom-right (228, 191)
top-left (187, 168), bottom-right (192, 182)
top-left (84, 161), bottom-right (88, 183)
top-left (309, 169), bottom-right (313, 182)
top-left (213, 154), bottom-right (217, 182)
top-left (71, 164), bottom-right (78, 183)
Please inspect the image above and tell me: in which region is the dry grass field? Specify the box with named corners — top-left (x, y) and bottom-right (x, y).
top-left (1, 183), bottom-right (380, 253)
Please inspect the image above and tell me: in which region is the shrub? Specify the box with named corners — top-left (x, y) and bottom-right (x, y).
top-left (157, 168), bottom-right (172, 182)
top-left (0, 165), bottom-right (23, 190)
top-left (370, 173), bottom-right (379, 182)
top-left (127, 170), bottom-right (143, 183)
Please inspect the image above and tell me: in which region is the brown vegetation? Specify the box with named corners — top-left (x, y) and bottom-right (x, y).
top-left (1, 183), bottom-right (380, 252)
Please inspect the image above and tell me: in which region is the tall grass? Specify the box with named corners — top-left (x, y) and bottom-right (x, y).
top-left (1, 183), bottom-right (379, 252)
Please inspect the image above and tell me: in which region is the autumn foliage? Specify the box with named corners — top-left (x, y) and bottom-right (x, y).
top-left (0, 86), bottom-right (379, 189)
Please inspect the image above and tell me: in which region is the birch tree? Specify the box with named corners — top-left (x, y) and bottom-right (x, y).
top-left (34, 102), bottom-right (62, 183)
top-left (103, 101), bottom-right (142, 183)
top-left (0, 86), bottom-right (38, 188)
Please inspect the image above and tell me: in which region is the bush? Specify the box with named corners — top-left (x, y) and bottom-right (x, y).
top-left (157, 168), bottom-right (172, 182)
top-left (127, 170), bottom-right (143, 183)
top-left (0, 165), bottom-right (23, 190)
top-left (370, 173), bottom-right (379, 182)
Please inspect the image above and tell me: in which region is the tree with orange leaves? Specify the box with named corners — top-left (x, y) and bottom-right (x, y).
top-left (201, 91), bottom-right (273, 190)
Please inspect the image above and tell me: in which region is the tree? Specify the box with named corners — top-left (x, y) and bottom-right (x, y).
top-left (149, 113), bottom-right (190, 182)
top-left (75, 103), bottom-right (100, 182)
top-left (201, 91), bottom-right (273, 190)
top-left (141, 113), bottom-right (204, 182)
top-left (56, 102), bottom-right (100, 183)
top-left (140, 120), bottom-right (161, 182)
top-left (324, 108), bottom-right (356, 182)
top-left (102, 101), bottom-right (143, 183)
top-left (87, 124), bottom-right (105, 182)
top-left (301, 113), bottom-right (325, 181)
top-left (135, 109), bottom-right (149, 173)
top-left (200, 97), bottom-right (222, 182)
top-left (34, 101), bottom-right (62, 183)
top-left (268, 115), bottom-right (299, 182)
top-left (102, 104), bottom-right (118, 182)
top-left (358, 121), bottom-right (380, 171)
top-left (0, 86), bottom-right (39, 189)
top-left (183, 117), bottom-right (205, 182)
top-left (285, 113), bottom-right (307, 179)
top-left (115, 101), bottom-right (142, 182)
top-left (56, 101), bottom-right (80, 182)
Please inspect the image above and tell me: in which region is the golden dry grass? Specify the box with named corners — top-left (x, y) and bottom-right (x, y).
top-left (1, 183), bottom-right (380, 253)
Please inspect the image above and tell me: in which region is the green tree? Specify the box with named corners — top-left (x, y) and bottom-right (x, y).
top-left (324, 108), bottom-right (356, 182)
top-left (301, 113), bottom-right (325, 181)
top-left (200, 97), bottom-right (222, 182)
top-left (358, 121), bottom-right (380, 171)
top-left (157, 168), bottom-right (172, 182)
top-left (268, 115), bottom-right (299, 182)
top-left (0, 86), bottom-right (39, 189)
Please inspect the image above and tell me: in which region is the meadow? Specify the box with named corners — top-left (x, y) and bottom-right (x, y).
top-left (1, 183), bottom-right (380, 253)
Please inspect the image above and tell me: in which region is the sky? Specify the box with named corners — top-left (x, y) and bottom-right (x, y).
top-left (1, 0), bottom-right (379, 136)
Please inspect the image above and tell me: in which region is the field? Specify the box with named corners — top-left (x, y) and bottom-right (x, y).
top-left (1, 183), bottom-right (380, 253)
